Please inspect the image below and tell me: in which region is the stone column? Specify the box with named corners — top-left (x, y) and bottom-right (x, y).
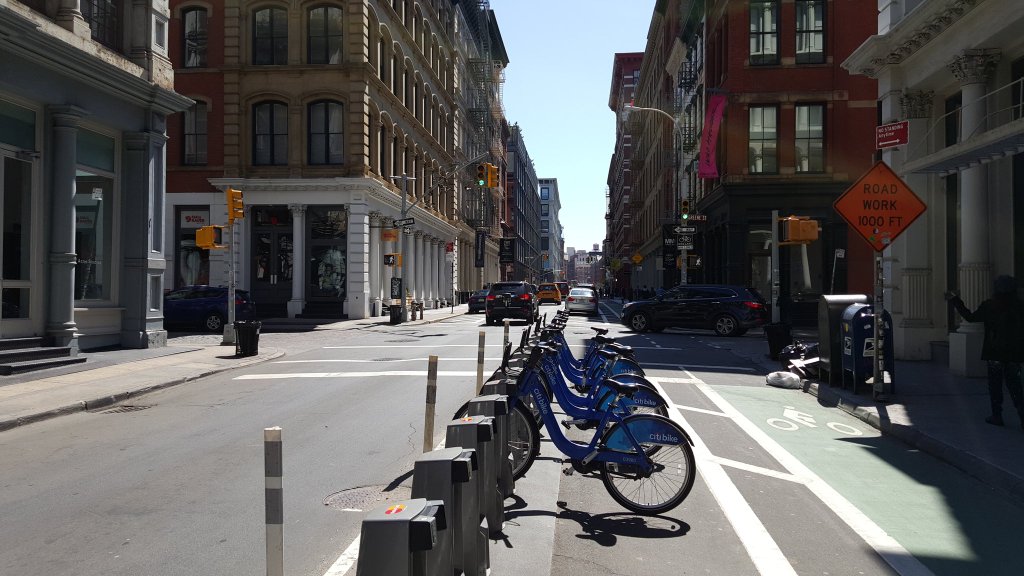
top-left (949, 49), bottom-right (1000, 377)
top-left (287, 204), bottom-right (306, 318)
top-left (46, 106), bottom-right (88, 348)
top-left (368, 211), bottom-right (383, 316)
top-left (413, 230), bottom-right (425, 302)
top-left (347, 201), bottom-right (371, 319)
top-left (381, 217), bottom-right (395, 313)
top-left (121, 129), bottom-right (170, 348)
top-left (425, 236), bottom-right (436, 305)
top-left (56, 0), bottom-right (91, 38)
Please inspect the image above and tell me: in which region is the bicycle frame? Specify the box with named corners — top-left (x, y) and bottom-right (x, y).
top-left (537, 348), bottom-right (664, 416)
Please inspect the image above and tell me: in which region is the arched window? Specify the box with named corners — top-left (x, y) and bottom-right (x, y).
top-left (308, 100), bottom-right (344, 165)
top-left (254, 7), bottom-right (288, 65)
top-left (308, 5), bottom-right (343, 64)
top-left (253, 101), bottom-right (288, 165)
top-left (182, 7), bottom-right (208, 68)
top-left (183, 101), bottom-right (208, 165)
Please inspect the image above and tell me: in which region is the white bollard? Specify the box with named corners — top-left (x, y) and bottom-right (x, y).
top-left (476, 330), bottom-right (486, 393)
top-left (503, 319), bottom-right (510, 351)
top-left (423, 355), bottom-right (438, 453)
top-left (264, 427), bottom-right (283, 576)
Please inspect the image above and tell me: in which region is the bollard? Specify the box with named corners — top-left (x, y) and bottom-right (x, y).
top-left (423, 355), bottom-right (438, 453)
top-left (412, 448), bottom-right (482, 576)
top-left (503, 319), bottom-right (510, 351)
top-left (355, 498), bottom-right (446, 576)
top-left (445, 416), bottom-right (496, 572)
top-left (468, 394), bottom-right (513, 504)
top-left (476, 331), bottom-right (486, 394)
top-left (264, 427), bottom-right (284, 576)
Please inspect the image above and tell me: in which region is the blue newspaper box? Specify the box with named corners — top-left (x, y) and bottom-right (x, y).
top-left (841, 304), bottom-right (894, 393)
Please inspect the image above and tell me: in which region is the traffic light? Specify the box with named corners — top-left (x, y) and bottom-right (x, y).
top-left (226, 187), bottom-right (244, 224)
top-left (476, 163), bottom-right (487, 186)
top-left (680, 199), bottom-right (691, 219)
top-left (782, 216), bottom-right (820, 243)
top-left (383, 253), bottom-right (402, 266)
top-left (486, 163), bottom-right (499, 187)
top-left (195, 225), bottom-right (225, 249)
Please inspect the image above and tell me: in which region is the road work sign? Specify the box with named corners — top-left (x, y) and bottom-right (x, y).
top-left (834, 161), bottom-right (926, 252)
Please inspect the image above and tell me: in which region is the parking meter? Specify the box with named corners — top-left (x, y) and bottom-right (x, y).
top-left (355, 498), bottom-right (446, 576)
top-left (412, 448), bottom-right (483, 576)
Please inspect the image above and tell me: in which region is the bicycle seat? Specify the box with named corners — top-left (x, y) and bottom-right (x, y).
top-left (539, 340), bottom-right (564, 351)
top-left (604, 342), bottom-right (634, 356)
top-left (595, 349), bottom-right (620, 361)
top-left (594, 334), bottom-right (616, 345)
top-left (590, 327), bottom-right (610, 336)
top-left (600, 377), bottom-right (639, 397)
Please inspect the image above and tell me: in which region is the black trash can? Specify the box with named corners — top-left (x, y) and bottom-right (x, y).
top-left (389, 304), bottom-right (403, 325)
top-left (234, 320), bottom-right (261, 357)
top-left (764, 322), bottom-right (792, 360)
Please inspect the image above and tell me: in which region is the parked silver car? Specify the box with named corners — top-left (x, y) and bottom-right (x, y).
top-left (565, 287), bottom-right (599, 316)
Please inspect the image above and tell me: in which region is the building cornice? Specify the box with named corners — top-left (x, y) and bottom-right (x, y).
top-left (842, 0), bottom-right (984, 79)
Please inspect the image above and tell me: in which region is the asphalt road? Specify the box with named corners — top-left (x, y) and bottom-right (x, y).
top-left (1, 303), bottom-right (1022, 576)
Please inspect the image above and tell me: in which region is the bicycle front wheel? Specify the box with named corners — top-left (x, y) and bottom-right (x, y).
top-left (509, 402), bottom-right (540, 479)
top-left (599, 415), bottom-right (696, 515)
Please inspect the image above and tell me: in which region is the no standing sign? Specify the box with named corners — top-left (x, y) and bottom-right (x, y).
top-left (834, 161), bottom-right (926, 252)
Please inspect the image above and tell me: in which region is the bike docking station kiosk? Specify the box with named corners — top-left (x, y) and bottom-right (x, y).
top-left (355, 498), bottom-right (446, 576)
top-left (467, 395), bottom-right (514, 503)
top-left (412, 448), bottom-right (480, 576)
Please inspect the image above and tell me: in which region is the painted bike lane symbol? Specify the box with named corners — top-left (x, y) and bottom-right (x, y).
top-left (767, 406), bottom-right (863, 436)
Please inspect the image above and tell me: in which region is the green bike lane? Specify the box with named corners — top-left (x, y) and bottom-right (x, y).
top-left (705, 381), bottom-right (1024, 576)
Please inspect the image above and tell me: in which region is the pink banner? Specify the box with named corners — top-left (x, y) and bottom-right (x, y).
top-left (698, 93), bottom-right (727, 179)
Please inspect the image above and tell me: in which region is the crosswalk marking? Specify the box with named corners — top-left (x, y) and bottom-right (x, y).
top-left (274, 357), bottom-right (503, 364)
top-left (235, 371), bottom-right (478, 380)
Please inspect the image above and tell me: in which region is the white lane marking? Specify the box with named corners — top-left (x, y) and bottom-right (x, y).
top-left (235, 371), bottom-right (477, 380)
top-left (324, 345), bottom-right (504, 349)
top-left (644, 362), bottom-right (756, 372)
top-left (692, 381), bottom-right (935, 576)
top-left (657, 377), bottom-right (702, 384)
top-left (274, 357), bottom-right (503, 364)
top-left (647, 376), bottom-right (797, 575)
top-left (322, 535), bottom-right (361, 576)
top-left (705, 455), bottom-right (809, 484)
top-left (675, 404), bottom-right (730, 417)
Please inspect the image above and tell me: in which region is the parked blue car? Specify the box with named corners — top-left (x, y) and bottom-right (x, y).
top-left (163, 285), bottom-right (256, 332)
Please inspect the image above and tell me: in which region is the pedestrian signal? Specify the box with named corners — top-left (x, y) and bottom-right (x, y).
top-left (195, 225), bottom-right (225, 249)
top-left (486, 163), bottom-right (499, 187)
top-left (782, 216), bottom-right (819, 244)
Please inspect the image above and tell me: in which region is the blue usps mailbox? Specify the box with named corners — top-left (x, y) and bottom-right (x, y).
top-left (841, 303), bottom-right (894, 393)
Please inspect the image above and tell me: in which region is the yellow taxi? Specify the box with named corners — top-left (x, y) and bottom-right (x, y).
top-left (536, 283), bottom-right (562, 305)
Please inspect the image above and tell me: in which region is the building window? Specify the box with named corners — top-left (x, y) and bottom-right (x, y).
top-left (541, 237), bottom-right (550, 251)
top-left (748, 105), bottom-right (777, 174)
top-left (308, 100), bottom-right (344, 165)
top-left (541, 204), bottom-right (549, 216)
top-left (74, 129), bottom-right (116, 301)
top-left (795, 0), bottom-right (825, 64)
top-left (253, 101), bottom-right (288, 165)
top-left (795, 104), bottom-right (824, 173)
top-left (183, 101), bottom-right (208, 165)
top-left (82, 0), bottom-right (121, 50)
top-left (176, 207), bottom-right (211, 287)
top-left (183, 8), bottom-right (207, 68)
top-left (254, 7), bottom-right (287, 65)
top-left (540, 187), bottom-right (550, 200)
top-left (749, 1), bottom-right (778, 66)
top-left (541, 221), bottom-right (549, 233)
top-left (308, 5), bottom-right (343, 64)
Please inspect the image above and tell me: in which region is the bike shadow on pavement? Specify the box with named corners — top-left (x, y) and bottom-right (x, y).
top-left (503, 495), bottom-right (689, 547)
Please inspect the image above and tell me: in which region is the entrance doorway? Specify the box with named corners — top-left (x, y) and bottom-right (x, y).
top-left (0, 153), bottom-right (34, 338)
top-left (250, 206), bottom-right (293, 318)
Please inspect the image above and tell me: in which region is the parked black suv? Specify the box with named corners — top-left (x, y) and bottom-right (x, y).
top-left (621, 284), bottom-right (768, 336)
top-left (485, 281), bottom-right (539, 325)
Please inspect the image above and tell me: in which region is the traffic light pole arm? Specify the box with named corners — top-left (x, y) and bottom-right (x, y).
top-left (623, 104), bottom-right (681, 133)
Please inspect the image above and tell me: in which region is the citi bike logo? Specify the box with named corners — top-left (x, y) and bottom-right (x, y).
top-left (531, 387), bottom-right (551, 416)
top-left (631, 395), bottom-right (658, 407)
top-left (649, 432), bottom-right (679, 444)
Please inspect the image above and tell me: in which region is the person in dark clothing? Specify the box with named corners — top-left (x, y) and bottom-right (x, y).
top-left (946, 275), bottom-right (1024, 427)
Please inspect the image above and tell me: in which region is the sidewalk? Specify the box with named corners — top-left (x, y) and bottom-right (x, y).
top-left (740, 327), bottom-right (1024, 505)
top-left (0, 303), bottom-right (466, 432)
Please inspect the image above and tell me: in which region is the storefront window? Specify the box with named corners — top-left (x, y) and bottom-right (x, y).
top-left (308, 206), bottom-right (347, 299)
top-left (176, 208), bottom-right (210, 287)
top-left (74, 172), bottom-right (113, 300)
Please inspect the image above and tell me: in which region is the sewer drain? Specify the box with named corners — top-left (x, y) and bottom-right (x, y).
top-left (324, 484), bottom-right (412, 511)
top-left (95, 404), bottom-right (153, 414)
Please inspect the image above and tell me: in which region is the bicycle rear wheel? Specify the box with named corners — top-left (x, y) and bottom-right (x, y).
top-left (599, 415), bottom-right (696, 515)
top-left (509, 402), bottom-right (540, 479)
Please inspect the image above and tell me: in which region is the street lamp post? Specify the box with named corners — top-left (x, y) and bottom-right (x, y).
top-left (623, 103), bottom-right (686, 288)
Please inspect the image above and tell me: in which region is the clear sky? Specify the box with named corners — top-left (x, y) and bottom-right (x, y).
top-left (489, 0), bottom-right (656, 254)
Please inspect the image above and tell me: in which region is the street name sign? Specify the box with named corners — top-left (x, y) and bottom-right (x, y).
top-left (834, 160), bottom-right (926, 252)
top-left (875, 120), bottom-right (909, 149)
top-left (674, 226), bottom-right (696, 234)
top-left (394, 217), bottom-right (415, 227)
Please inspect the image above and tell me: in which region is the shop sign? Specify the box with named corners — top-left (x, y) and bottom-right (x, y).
top-left (180, 210), bottom-right (209, 229)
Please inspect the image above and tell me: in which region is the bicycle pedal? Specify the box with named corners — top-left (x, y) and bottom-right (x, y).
top-left (561, 466), bottom-right (575, 476)
top-left (561, 418), bottom-right (587, 429)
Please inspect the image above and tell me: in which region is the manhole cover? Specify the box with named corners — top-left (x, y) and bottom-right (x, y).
top-left (324, 484), bottom-right (412, 511)
top-left (93, 404), bottom-right (153, 414)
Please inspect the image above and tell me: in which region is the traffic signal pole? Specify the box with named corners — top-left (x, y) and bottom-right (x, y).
top-left (391, 174), bottom-right (418, 323)
top-left (223, 219), bottom-right (236, 345)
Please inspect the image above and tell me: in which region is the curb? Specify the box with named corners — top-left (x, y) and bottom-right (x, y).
top-left (0, 349), bottom-right (285, 433)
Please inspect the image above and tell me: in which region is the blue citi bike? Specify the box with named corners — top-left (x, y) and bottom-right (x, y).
top-left (503, 344), bottom-right (696, 515)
